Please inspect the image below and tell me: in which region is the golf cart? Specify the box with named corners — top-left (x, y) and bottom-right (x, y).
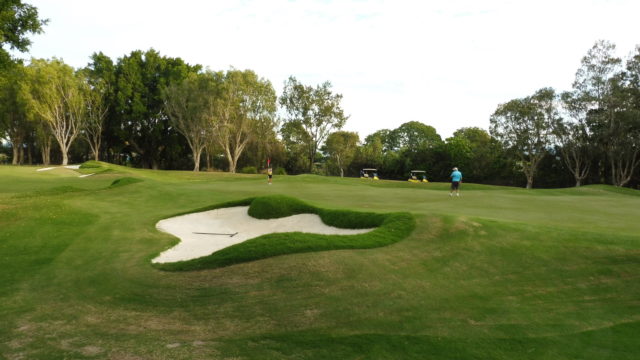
top-left (408, 170), bottom-right (428, 183)
top-left (360, 168), bottom-right (379, 180)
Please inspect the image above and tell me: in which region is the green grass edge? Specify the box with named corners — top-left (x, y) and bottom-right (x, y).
top-left (152, 195), bottom-right (415, 271)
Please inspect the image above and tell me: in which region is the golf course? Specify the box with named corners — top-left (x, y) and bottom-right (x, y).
top-left (1, 162), bottom-right (639, 359)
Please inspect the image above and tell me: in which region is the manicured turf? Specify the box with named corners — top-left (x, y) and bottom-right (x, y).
top-left (1, 162), bottom-right (639, 359)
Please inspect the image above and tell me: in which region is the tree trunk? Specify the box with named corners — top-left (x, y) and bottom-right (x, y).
top-left (27, 143), bottom-right (33, 165)
top-left (526, 176), bottom-right (533, 189)
top-left (192, 150), bottom-right (201, 172)
top-left (41, 143), bottom-right (51, 166)
top-left (12, 144), bottom-right (20, 165)
top-left (340, 168), bottom-right (344, 178)
top-left (61, 151), bottom-right (69, 166)
top-left (19, 146), bottom-right (24, 165)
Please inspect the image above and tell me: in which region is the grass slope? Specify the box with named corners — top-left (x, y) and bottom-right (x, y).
top-left (0, 162), bottom-right (639, 359)
top-left (154, 195), bottom-right (414, 271)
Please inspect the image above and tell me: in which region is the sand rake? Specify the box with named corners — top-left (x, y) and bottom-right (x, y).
top-left (193, 232), bottom-right (239, 237)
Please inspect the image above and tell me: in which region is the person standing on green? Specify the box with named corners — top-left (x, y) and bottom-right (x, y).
top-left (450, 167), bottom-right (462, 197)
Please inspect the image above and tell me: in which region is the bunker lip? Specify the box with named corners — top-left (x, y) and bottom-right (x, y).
top-left (153, 206), bottom-right (375, 263)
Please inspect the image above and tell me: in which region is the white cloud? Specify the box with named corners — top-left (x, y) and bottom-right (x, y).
top-left (20, 0), bottom-right (640, 138)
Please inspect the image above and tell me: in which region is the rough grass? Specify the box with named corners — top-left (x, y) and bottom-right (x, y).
top-left (154, 195), bottom-right (415, 271)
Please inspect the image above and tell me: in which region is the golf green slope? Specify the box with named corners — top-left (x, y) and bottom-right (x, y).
top-left (1, 162), bottom-right (639, 359)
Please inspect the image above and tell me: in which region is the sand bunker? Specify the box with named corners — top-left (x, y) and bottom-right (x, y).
top-left (153, 206), bottom-right (375, 263)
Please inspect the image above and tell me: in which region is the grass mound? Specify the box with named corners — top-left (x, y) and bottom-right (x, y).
top-left (109, 177), bottom-right (143, 188)
top-left (154, 195), bottom-right (415, 271)
top-left (79, 160), bottom-right (103, 169)
top-left (248, 194), bottom-right (316, 219)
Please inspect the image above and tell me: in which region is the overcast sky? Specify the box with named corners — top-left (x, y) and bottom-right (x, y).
top-left (18, 0), bottom-right (640, 139)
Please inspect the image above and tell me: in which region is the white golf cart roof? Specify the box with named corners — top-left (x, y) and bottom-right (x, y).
top-left (411, 170), bottom-right (426, 173)
top-left (362, 168), bottom-right (377, 171)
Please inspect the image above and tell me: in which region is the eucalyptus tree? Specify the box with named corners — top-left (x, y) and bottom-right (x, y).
top-left (490, 88), bottom-right (558, 189)
top-left (325, 131), bottom-right (359, 177)
top-left (557, 91), bottom-right (594, 186)
top-left (24, 58), bottom-right (85, 166)
top-left (74, 69), bottom-right (108, 162)
top-left (0, 0), bottom-right (47, 67)
top-left (85, 52), bottom-right (120, 163)
top-left (280, 76), bottom-right (348, 172)
top-left (212, 69), bottom-right (277, 173)
top-left (570, 40), bottom-right (640, 186)
top-left (163, 71), bottom-right (219, 172)
top-left (0, 62), bottom-right (30, 164)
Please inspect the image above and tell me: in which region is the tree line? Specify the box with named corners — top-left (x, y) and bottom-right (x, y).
top-left (1, 2), bottom-right (639, 187)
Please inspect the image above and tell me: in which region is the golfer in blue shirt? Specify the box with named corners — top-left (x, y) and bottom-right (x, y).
top-left (450, 167), bottom-right (462, 197)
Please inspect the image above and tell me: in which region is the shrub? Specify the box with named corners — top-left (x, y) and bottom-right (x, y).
top-left (0, 153), bottom-right (8, 164)
top-left (240, 166), bottom-right (258, 174)
top-left (274, 167), bottom-right (287, 175)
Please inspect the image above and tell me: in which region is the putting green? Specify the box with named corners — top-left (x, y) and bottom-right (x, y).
top-left (0, 162), bottom-right (638, 359)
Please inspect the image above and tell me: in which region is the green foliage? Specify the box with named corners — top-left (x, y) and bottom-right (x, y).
top-left (274, 167), bottom-right (287, 175)
top-left (0, 0), bottom-right (47, 67)
top-left (155, 195), bottom-right (414, 271)
top-left (113, 49), bottom-right (201, 169)
top-left (240, 166), bottom-right (258, 174)
top-left (280, 76), bottom-right (348, 172)
top-left (324, 131), bottom-right (359, 177)
top-left (490, 88), bottom-right (559, 188)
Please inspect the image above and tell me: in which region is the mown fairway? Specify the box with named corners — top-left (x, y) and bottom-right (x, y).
top-left (1, 163), bottom-right (639, 359)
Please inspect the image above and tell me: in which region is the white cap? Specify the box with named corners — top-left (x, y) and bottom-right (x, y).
top-left (453, 167), bottom-right (458, 171)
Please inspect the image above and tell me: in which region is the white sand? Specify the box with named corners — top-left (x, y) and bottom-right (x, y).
top-left (153, 206), bottom-right (375, 263)
top-left (78, 173), bottom-right (94, 178)
top-left (37, 165), bottom-right (81, 171)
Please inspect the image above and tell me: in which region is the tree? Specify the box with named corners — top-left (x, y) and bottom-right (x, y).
top-left (392, 121), bottom-right (442, 151)
top-left (446, 127), bottom-right (505, 183)
top-left (325, 131), bottom-right (359, 177)
top-left (556, 91), bottom-right (594, 186)
top-left (85, 52), bottom-right (121, 163)
top-left (214, 69), bottom-right (277, 173)
top-left (0, 0), bottom-right (47, 67)
top-left (280, 76), bottom-right (348, 172)
top-left (0, 62), bottom-right (30, 164)
top-left (573, 40), bottom-right (640, 187)
top-left (76, 70), bottom-right (109, 161)
top-left (24, 58), bottom-right (86, 166)
top-left (114, 49), bottom-right (199, 169)
top-left (490, 88), bottom-right (558, 189)
top-left (163, 71), bottom-right (218, 172)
